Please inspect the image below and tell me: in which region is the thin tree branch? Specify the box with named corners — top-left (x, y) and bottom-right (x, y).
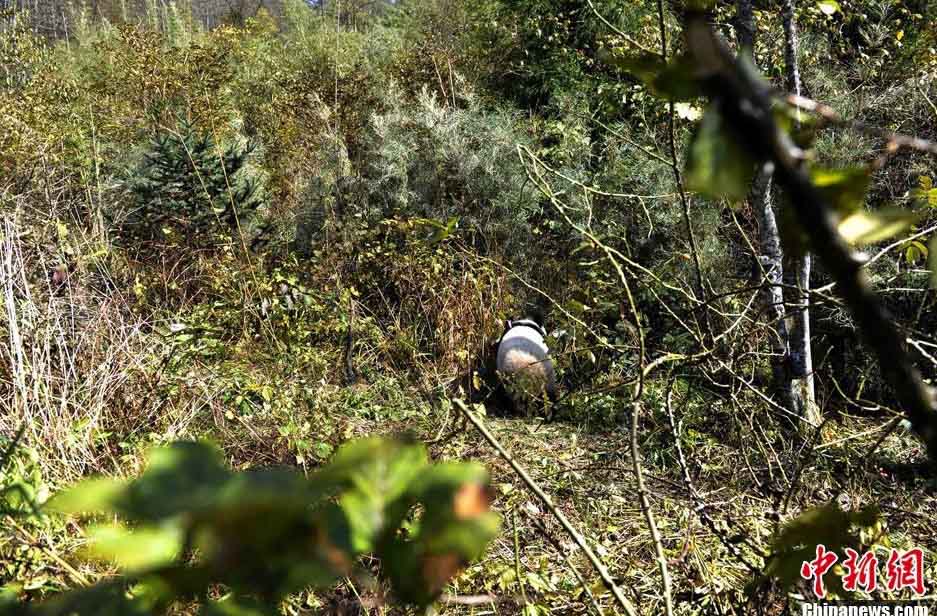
top-left (527, 513), bottom-right (607, 616)
top-left (663, 383), bottom-right (764, 574)
top-left (657, 0), bottom-right (707, 305)
top-left (783, 93), bottom-right (937, 159)
top-left (585, 0), bottom-right (661, 57)
top-left (631, 401), bottom-right (674, 616)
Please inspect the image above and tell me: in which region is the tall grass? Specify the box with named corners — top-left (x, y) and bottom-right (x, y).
top-left (0, 207), bottom-right (154, 484)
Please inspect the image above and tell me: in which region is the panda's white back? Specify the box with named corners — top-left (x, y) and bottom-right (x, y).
top-left (496, 326), bottom-right (556, 407)
top-left (497, 327), bottom-right (548, 364)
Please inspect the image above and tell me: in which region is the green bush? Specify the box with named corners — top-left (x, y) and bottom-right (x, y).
top-left (364, 85), bottom-right (540, 257)
top-left (117, 120), bottom-right (263, 253)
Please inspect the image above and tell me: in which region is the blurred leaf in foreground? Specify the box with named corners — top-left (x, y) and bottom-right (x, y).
top-left (31, 438), bottom-right (499, 614)
top-left (686, 106), bottom-right (756, 203)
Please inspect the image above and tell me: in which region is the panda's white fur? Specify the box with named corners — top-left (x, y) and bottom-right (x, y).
top-left (496, 319), bottom-right (557, 410)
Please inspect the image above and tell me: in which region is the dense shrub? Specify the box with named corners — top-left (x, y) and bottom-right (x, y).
top-left (2, 1), bottom-right (937, 613)
top-left (364, 85), bottom-right (540, 258)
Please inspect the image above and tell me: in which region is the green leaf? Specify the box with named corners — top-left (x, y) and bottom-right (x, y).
top-left (311, 439), bottom-right (429, 553)
top-left (322, 438), bottom-right (426, 491)
top-left (686, 106), bottom-right (756, 202)
top-left (378, 462), bottom-right (500, 607)
top-left (32, 581), bottom-right (150, 616)
top-left (33, 437), bottom-right (500, 612)
top-left (772, 503), bottom-right (853, 553)
top-left (433, 217), bottom-right (459, 243)
top-left (818, 0), bottom-right (840, 15)
top-left (47, 478), bottom-right (125, 515)
top-left (604, 52), bottom-right (664, 84)
top-left (606, 53), bottom-right (703, 101)
top-left (85, 523), bottom-right (183, 572)
top-left (778, 108), bottom-right (820, 150)
top-left (0, 585), bottom-right (23, 616)
top-left (765, 502), bottom-right (881, 596)
top-left (909, 175), bottom-right (937, 207)
top-left (409, 217), bottom-right (459, 244)
top-left (564, 299), bottom-right (587, 316)
top-left (837, 209), bottom-right (919, 246)
top-left (55, 220), bottom-right (69, 241)
top-left (652, 55), bottom-right (705, 101)
top-left (121, 441), bottom-right (230, 522)
top-left (810, 166), bottom-right (870, 216)
top-left (904, 240), bottom-right (928, 264)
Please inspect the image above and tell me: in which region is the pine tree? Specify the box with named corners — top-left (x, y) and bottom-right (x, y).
top-left (120, 120), bottom-right (262, 251)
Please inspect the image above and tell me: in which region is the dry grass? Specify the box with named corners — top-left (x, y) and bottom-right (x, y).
top-left (2, 241), bottom-right (935, 614)
top-left (0, 207), bottom-right (157, 484)
top-left (426, 407), bottom-right (936, 615)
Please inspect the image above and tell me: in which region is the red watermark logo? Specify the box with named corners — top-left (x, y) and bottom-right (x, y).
top-left (801, 545), bottom-right (927, 599)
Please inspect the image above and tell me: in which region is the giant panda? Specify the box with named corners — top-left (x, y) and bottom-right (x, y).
top-left (496, 318), bottom-right (557, 413)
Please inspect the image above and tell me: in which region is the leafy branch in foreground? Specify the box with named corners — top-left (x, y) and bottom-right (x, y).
top-left (611, 12), bottom-right (937, 466)
top-left (1, 438), bottom-right (499, 615)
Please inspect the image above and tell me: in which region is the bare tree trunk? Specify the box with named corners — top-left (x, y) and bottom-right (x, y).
top-left (752, 168), bottom-right (793, 409)
top-left (781, 0), bottom-right (819, 425)
top-left (782, 0), bottom-right (802, 98)
top-left (736, 0), bottom-right (793, 411)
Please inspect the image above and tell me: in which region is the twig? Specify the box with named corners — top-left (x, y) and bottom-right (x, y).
top-left (453, 399), bottom-right (640, 616)
top-left (657, 0), bottom-right (706, 307)
top-left (527, 513), bottom-right (606, 616)
top-left (5, 515), bottom-right (91, 588)
top-left (438, 594), bottom-right (505, 606)
top-left (831, 416), bottom-right (906, 504)
top-left (592, 116), bottom-right (675, 168)
top-left (631, 401), bottom-right (674, 616)
top-left (919, 82), bottom-right (937, 121)
top-left (512, 508), bottom-right (529, 607)
top-left (663, 383), bottom-right (764, 574)
top-left (458, 243), bottom-right (621, 353)
top-left (585, 0), bottom-right (661, 57)
top-left (784, 92), bottom-right (937, 158)
top-left (0, 424), bottom-right (25, 473)
top-left (908, 337), bottom-right (937, 367)
top-left (813, 219), bottom-right (937, 295)
top-left (779, 416), bottom-right (832, 519)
